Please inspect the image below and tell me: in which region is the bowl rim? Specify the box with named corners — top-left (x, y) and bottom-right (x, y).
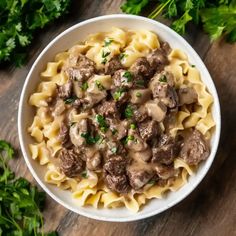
top-left (18, 14), bottom-right (221, 222)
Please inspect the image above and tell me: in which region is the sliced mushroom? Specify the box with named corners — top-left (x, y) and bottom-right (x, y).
top-left (86, 151), bottom-right (102, 171)
top-left (69, 119), bottom-right (88, 147)
top-left (130, 89), bottom-right (151, 104)
top-left (145, 100), bottom-right (167, 122)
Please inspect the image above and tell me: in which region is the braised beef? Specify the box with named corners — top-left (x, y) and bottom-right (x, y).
top-left (127, 165), bottom-right (155, 190)
top-left (57, 80), bottom-right (73, 99)
top-left (130, 57), bottom-right (153, 78)
top-left (105, 56), bottom-right (123, 75)
top-left (67, 54), bottom-right (95, 81)
top-left (138, 119), bottom-right (159, 141)
top-left (160, 42), bottom-right (171, 55)
top-left (180, 129), bottom-right (209, 165)
top-left (59, 148), bottom-right (84, 177)
top-left (105, 174), bottom-right (130, 193)
top-left (151, 72), bottom-right (178, 108)
top-left (152, 135), bottom-right (182, 165)
top-left (177, 87), bottom-right (198, 106)
top-left (104, 155), bottom-right (128, 176)
top-left (96, 100), bottom-right (118, 118)
top-left (59, 123), bottom-right (72, 148)
top-left (147, 49), bottom-right (169, 72)
top-left (130, 104), bottom-right (148, 123)
top-left (112, 69), bottom-right (133, 89)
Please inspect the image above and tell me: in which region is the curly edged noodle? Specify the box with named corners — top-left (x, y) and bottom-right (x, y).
top-left (28, 27), bottom-right (215, 212)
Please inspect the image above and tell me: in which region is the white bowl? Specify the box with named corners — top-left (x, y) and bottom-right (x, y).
top-left (18, 14), bottom-right (221, 222)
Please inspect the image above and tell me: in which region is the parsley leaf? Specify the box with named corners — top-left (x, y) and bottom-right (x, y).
top-left (81, 133), bottom-right (101, 145)
top-left (104, 38), bottom-right (113, 47)
top-left (81, 82), bottom-right (88, 91)
top-left (0, 140), bottom-right (57, 235)
top-left (95, 114), bottom-right (109, 132)
top-left (159, 75), bottom-right (167, 82)
top-left (64, 96), bottom-right (77, 104)
top-left (123, 71), bottom-right (133, 82)
top-left (113, 88), bottom-right (126, 101)
top-left (95, 80), bottom-right (105, 90)
top-left (125, 105), bottom-right (134, 118)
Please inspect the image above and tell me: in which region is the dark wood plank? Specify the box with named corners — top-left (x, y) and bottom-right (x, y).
top-left (0, 0), bottom-right (235, 235)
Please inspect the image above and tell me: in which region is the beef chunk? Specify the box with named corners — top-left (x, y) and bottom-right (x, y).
top-left (57, 80), bottom-right (73, 99)
top-left (103, 155), bottom-right (127, 176)
top-left (105, 56), bottom-right (123, 75)
top-left (147, 48), bottom-right (169, 72)
top-left (127, 165), bottom-right (155, 190)
top-left (152, 135), bottom-right (182, 165)
top-left (130, 104), bottom-right (148, 123)
top-left (105, 174), bottom-right (130, 193)
top-left (177, 87), bottom-right (198, 106)
top-left (86, 152), bottom-right (102, 171)
top-left (59, 123), bottom-right (72, 148)
top-left (59, 148), bottom-right (84, 177)
top-left (150, 72), bottom-right (178, 108)
top-left (160, 41), bottom-right (171, 55)
top-left (180, 130), bottom-right (209, 165)
top-left (138, 119), bottom-right (159, 141)
top-left (112, 69), bottom-right (133, 89)
top-left (67, 54), bottom-right (95, 81)
top-left (154, 163), bottom-right (179, 180)
top-left (130, 57), bottom-right (153, 78)
top-left (96, 100), bottom-right (118, 118)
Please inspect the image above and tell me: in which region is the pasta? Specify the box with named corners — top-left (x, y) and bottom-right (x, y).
top-left (28, 27), bottom-right (215, 212)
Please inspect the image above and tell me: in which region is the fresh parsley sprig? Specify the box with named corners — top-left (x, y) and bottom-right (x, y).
top-left (121, 0), bottom-right (236, 42)
top-left (0, 140), bottom-right (57, 235)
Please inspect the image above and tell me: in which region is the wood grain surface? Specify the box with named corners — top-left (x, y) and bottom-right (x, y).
top-left (0, 1), bottom-right (236, 235)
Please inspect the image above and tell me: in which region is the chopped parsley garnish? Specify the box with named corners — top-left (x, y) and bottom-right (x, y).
top-left (96, 114), bottom-right (109, 132)
top-left (136, 92), bottom-right (142, 97)
top-left (112, 128), bottom-right (118, 135)
top-left (125, 105), bottom-right (133, 118)
top-left (102, 50), bottom-right (111, 58)
top-left (125, 135), bottom-right (135, 144)
top-left (123, 71), bottom-right (133, 82)
top-left (159, 75), bottom-right (167, 83)
top-left (135, 79), bottom-right (145, 87)
top-left (101, 49), bottom-right (111, 64)
top-left (81, 82), bottom-right (88, 91)
top-left (64, 96), bottom-right (77, 104)
top-left (95, 80), bottom-right (105, 90)
top-left (191, 64), bottom-right (196, 67)
top-left (81, 171), bottom-right (88, 178)
top-left (111, 147), bottom-right (118, 154)
top-left (119, 53), bottom-right (128, 60)
top-left (148, 180), bottom-right (156, 185)
top-left (81, 133), bottom-right (100, 145)
top-left (113, 88), bottom-right (126, 101)
top-left (104, 38), bottom-right (113, 47)
top-left (130, 123), bottom-right (136, 130)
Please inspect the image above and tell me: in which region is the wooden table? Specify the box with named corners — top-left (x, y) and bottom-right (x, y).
top-left (1, 1), bottom-right (236, 235)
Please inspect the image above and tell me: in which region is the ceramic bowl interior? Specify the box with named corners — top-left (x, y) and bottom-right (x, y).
top-left (18, 14), bottom-right (221, 222)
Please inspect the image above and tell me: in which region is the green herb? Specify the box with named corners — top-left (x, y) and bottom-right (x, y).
top-left (0, 140), bottom-right (56, 235)
top-left (81, 133), bottom-right (101, 145)
top-left (64, 96), bottom-right (77, 104)
top-left (0, 0), bottom-right (71, 66)
top-left (104, 38), bottom-right (113, 47)
top-left (121, 0), bottom-right (236, 43)
top-left (102, 50), bottom-right (111, 58)
top-left (81, 82), bottom-right (88, 91)
top-left (191, 64), bottom-right (196, 67)
top-left (81, 171), bottom-right (88, 178)
top-left (119, 53), bottom-right (128, 60)
top-left (130, 123), bottom-right (136, 129)
top-left (135, 79), bottom-right (145, 87)
top-left (148, 180), bottom-right (156, 185)
top-left (113, 88), bottom-right (126, 101)
top-left (70, 122), bottom-right (76, 127)
top-left (125, 135), bottom-right (135, 144)
top-left (111, 128), bottom-right (118, 135)
top-left (101, 57), bottom-right (108, 65)
top-left (125, 105), bottom-right (134, 118)
top-left (111, 147), bottom-right (118, 154)
top-left (96, 114), bottom-right (109, 132)
top-left (123, 71), bottom-right (133, 82)
top-left (95, 80), bottom-right (105, 90)
top-left (159, 75), bottom-right (167, 83)
top-left (136, 92), bottom-right (142, 97)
